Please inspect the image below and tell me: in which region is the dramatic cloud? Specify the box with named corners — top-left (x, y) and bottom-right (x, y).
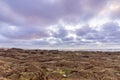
top-left (0, 0), bottom-right (120, 49)
top-left (109, 0), bottom-right (120, 19)
top-left (1, 0), bottom-right (107, 26)
top-left (0, 25), bottom-right (49, 40)
top-left (76, 22), bottom-right (120, 43)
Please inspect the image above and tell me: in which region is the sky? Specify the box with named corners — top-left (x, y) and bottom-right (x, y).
top-left (0, 0), bottom-right (120, 49)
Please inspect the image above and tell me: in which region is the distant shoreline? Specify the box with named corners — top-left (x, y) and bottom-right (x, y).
top-left (1, 48), bottom-right (120, 52)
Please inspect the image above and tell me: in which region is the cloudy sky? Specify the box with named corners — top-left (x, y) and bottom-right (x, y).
top-left (0, 0), bottom-right (120, 49)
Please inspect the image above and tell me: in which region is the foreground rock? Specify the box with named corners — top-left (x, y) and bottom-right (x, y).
top-left (0, 48), bottom-right (120, 80)
top-left (0, 60), bottom-right (48, 80)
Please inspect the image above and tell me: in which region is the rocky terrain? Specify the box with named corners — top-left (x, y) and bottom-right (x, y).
top-left (0, 48), bottom-right (120, 80)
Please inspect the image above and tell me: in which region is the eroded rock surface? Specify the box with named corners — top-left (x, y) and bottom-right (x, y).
top-left (0, 48), bottom-right (120, 80)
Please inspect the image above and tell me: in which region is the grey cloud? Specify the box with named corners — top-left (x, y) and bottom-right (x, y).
top-left (0, 25), bottom-right (49, 40)
top-left (76, 22), bottom-right (120, 43)
top-left (52, 27), bottom-right (68, 38)
top-left (0, 0), bottom-right (120, 48)
top-left (2, 0), bottom-right (107, 26)
top-left (76, 25), bottom-right (93, 36)
top-left (111, 9), bottom-right (120, 19)
top-left (108, 0), bottom-right (120, 19)
top-left (101, 22), bottom-right (120, 42)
